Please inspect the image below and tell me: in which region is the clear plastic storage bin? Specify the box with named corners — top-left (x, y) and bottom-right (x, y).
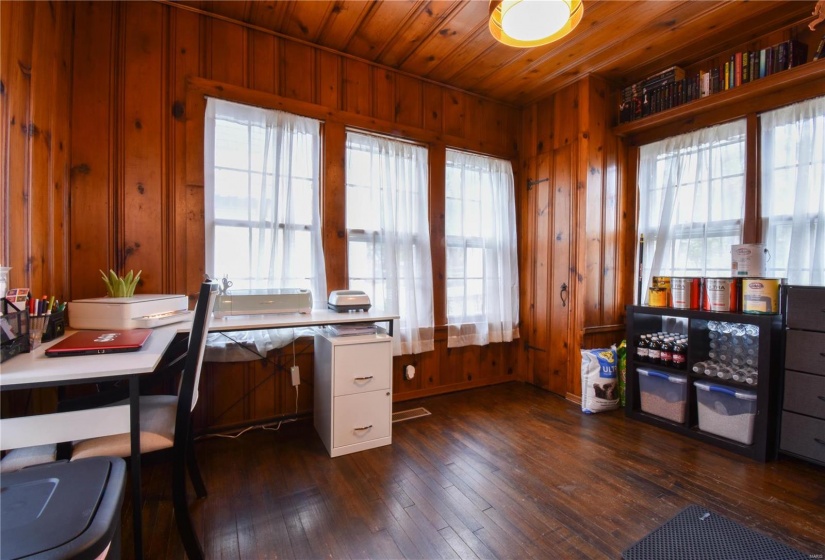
top-left (695, 381), bottom-right (757, 444)
top-left (637, 369), bottom-right (688, 423)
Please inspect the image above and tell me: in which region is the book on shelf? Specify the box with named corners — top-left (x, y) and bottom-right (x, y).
top-left (815, 34), bottom-right (825, 61)
top-left (749, 51), bottom-right (759, 81)
top-left (759, 48), bottom-right (767, 78)
top-left (711, 66), bottom-right (721, 94)
top-left (788, 40), bottom-right (808, 68)
top-left (742, 51), bottom-right (750, 83)
top-left (699, 70), bottom-right (710, 97)
top-left (642, 65), bottom-right (685, 89)
top-left (734, 52), bottom-right (742, 87)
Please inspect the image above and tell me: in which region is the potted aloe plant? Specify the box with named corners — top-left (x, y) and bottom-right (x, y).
top-left (100, 269), bottom-right (142, 297)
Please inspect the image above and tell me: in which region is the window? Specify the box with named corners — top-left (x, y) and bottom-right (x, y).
top-left (637, 120), bottom-right (746, 301)
top-left (445, 149), bottom-right (519, 347)
top-left (345, 131), bottom-right (434, 356)
top-left (204, 98), bottom-right (326, 302)
top-left (760, 96), bottom-right (825, 285)
top-left (203, 99), bottom-right (327, 360)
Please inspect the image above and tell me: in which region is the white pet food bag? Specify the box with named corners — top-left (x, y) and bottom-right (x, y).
top-left (580, 347), bottom-right (620, 414)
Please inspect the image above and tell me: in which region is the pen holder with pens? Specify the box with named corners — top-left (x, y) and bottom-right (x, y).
top-left (41, 310), bottom-right (66, 342)
top-left (1, 298), bottom-right (30, 362)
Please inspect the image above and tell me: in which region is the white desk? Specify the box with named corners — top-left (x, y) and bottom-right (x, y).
top-left (0, 308), bottom-right (398, 560)
top-left (202, 308), bottom-right (397, 335)
top-left (0, 325), bottom-right (179, 391)
top-left (0, 325), bottom-right (180, 560)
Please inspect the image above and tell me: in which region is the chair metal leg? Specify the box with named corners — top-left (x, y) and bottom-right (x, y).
top-left (186, 426), bottom-right (207, 499)
top-left (173, 444), bottom-right (204, 560)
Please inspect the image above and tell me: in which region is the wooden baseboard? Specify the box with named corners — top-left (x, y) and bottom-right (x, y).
top-left (566, 392), bottom-right (582, 406)
top-left (393, 377), bottom-right (518, 403)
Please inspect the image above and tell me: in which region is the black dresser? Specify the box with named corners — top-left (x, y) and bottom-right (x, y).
top-left (780, 285), bottom-right (825, 466)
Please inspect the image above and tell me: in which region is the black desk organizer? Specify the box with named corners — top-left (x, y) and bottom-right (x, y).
top-left (1, 298), bottom-right (30, 362)
top-left (42, 310), bottom-right (66, 342)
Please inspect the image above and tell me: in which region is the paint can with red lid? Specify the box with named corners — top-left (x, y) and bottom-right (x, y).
top-left (671, 277), bottom-right (700, 309)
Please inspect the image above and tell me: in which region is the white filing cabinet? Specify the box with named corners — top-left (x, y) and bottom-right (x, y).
top-left (313, 329), bottom-right (393, 457)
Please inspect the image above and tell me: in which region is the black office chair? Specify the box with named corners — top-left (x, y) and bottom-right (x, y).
top-left (70, 279), bottom-right (219, 560)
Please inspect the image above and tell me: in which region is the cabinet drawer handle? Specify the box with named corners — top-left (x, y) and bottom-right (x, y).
top-left (354, 425), bottom-right (373, 431)
top-left (815, 438), bottom-right (825, 446)
top-left (354, 376), bottom-right (374, 381)
top-left (818, 396), bottom-right (825, 402)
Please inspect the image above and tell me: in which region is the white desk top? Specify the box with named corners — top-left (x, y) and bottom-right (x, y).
top-left (1, 309), bottom-right (398, 389)
top-left (0, 325), bottom-right (180, 388)
top-left (201, 308), bottom-right (398, 333)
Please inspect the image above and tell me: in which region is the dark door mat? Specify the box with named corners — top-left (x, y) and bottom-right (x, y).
top-left (622, 505), bottom-right (810, 560)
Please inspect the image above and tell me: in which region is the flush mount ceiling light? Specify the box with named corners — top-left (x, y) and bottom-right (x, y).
top-left (489, 0), bottom-right (584, 48)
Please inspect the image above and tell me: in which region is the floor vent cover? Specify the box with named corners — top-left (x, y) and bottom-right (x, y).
top-left (392, 407), bottom-right (431, 423)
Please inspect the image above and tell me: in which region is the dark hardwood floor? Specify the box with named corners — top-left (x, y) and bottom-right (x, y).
top-left (127, 382), bottom-right (825, 559)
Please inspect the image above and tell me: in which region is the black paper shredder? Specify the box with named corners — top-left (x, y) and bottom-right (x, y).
top-left (1, 456), bottom-right (126, 560)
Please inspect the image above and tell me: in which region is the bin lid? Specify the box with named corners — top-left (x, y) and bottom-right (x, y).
top-left (1, 457), bottom-right (124, 560)
top-left (637, 368), bottom-right (687, 384)
top-left (694, 380), bottom-right (757, 400)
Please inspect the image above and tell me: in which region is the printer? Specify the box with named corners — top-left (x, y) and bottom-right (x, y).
top-left (213, 288), bottom-right (313, 318)
top-left (327, 290), bottom-right (371, 312)
top-left (69, 294), bottom-right (191, 330)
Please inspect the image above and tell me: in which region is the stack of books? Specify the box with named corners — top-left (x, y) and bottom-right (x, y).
top-left (618, 39), bottom-right (812, 124)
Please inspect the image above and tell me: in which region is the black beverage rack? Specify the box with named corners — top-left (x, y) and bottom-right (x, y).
top-left (625, 305), bottom-right (784, 462)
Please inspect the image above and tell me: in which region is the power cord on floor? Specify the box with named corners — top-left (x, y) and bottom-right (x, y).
top-left (195, 417), bottom-right (300, 440)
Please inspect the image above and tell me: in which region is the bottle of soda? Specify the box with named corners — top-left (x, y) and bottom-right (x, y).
top-left (660, 337), bottom-right (673, 367)
top-left (636, 334), bottom-right (650, 363)
top-left (672, 339), bottom-right (686, 370)
top-left (648, 336), bottom-right (661, 365)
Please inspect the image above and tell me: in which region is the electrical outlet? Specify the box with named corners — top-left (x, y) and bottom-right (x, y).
top-left (404, 364), bottom-right (415, 380)
top-left (290, 365), bottom-right (300, 386)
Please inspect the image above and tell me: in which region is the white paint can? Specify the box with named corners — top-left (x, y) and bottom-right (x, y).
top-left (731, 244), bottom-right (769, 277)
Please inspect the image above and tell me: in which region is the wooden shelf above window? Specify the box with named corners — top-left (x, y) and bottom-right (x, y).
top-left (613, 58), bottom-right (825, 140)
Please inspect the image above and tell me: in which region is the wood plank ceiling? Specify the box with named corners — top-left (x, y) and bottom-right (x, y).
top-left (172, 1), bottom-right (817, 106)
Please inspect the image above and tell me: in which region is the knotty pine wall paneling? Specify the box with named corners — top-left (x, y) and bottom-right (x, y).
top-left (69, 2), bottom-right (116, 300)
top-left (519, 75), bottom-right (629, 402)
top-left (2, 1), bottom-right (72, 299)
top-left (66, 1), bottom-right (522, 432)
top-left (1, 1), bottom-right (73, 418)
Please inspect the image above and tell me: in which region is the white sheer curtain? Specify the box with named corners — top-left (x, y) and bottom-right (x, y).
top-left (445, 149), bottom-right (519, 347)
top-left (760, 96), bottom-right (825, 285)
top-left (637, 120), bottom-right (746, 302)
top-left (204, 98), bottom-right (326, 360)
top-left (345, 131), bottom-right (434, 356)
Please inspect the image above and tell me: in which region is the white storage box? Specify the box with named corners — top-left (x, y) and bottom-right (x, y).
top-left (637, 369), bottom-right (688, 423)
top-left (695, 381), bottom-right (757, 444)
top-left (69, 294), bottom-right (189, 330)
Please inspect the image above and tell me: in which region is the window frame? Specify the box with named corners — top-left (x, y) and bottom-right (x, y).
top-left (205, 99), bottom-right (323, 292)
